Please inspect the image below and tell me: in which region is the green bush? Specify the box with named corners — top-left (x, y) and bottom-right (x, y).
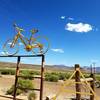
top-left (28, 92), bottom-right (36, 100)
top-left (45, 72), bottom-right (71, 82)
top-left (96, 75), bottom-right (100, 81)
top-left (1, 71), bottom-right (9, 75)
top-left (18, 79), bottom-right (34, 92)
top-left (58, 72), bottom-right (71, 80)
top-left (45, 73), bottom-right (59, 82)
top-left (0, 68), bottom-right (40, 76)
top-left (30, 71), bottom-right (40, 75)
top-left (0, 69), bottom-right (15, 75)
top-left (20, 70), bottom-right (40, 75)
top-left (83, 74), bottom-right (90, 78)
top-left (6, 85), bottom-right (22, 95)
top-left (59, 73), bottom-right (65, 80)
top-left (20, 70), bottom-right (34, 80)
top-left (6, 79), bottom-right (34, 95)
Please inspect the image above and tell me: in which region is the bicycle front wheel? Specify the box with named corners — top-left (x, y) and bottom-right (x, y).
top-left (3, 39), bottom-right (19, 55)
top-left (31, 36), bottom-right (50, 55)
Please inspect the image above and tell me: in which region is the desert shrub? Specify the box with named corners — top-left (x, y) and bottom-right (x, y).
top-left (58, 73), bottom-right (67, 80)
top-left (30, 71), bottom-right (40, 75)
top-left (18, 79), bottom-right (34, 92)
top-left (20, 70), bottom-right (34, 80)
top-left (28, 92), bottom-right (36, 100)
top-left (1, 70), bottom-right (9, 75)
top-left (49, 74), bottom-right (59, 82)
top-left (10, 69), bottom-right (16, 75)
top-left (20, 70), bottom-right (31, 75)
top-left (6, 85), bottom-right (22, 95)
top-left (64, 72), bottom-right (71, 79)
top-left (45, 73), bottom-right (50, 81)
top-left (58, 72), bottom-right (71, 80)
top-left (51, 72), bottom-right (58, 75)
top-left (45, 72), bottom-right (71, 82)
top-left (0, 68), bottom-right (40, 76)
top-left (83, 73), bottom-right (90, 78)
top-left (52, 72), bottom-right (71, 80)
top-left (20, 70), bottom-right (40, 75)
top-left (96, 75), bottom-right (100, 81)
top-left (6, 79), bottom-right (34, 95)
top-left (45, 73), bottom-right (59, 82)
top-left (0, 69), bottom-right (15, 75)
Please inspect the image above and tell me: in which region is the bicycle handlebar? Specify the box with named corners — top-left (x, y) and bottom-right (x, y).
top-left (13, 23), bottom-right (38, 34)
top-left (13, 23), bottom-right (24, 32)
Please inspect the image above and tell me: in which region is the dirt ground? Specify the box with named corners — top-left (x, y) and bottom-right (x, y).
top-left (0, 75), bottom-right (100, 100)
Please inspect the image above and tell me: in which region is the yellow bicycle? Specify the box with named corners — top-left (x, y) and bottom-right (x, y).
top-left (3, 24), bottom-right (49, 55)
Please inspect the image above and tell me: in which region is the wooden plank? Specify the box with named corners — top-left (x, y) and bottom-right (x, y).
top-left (81, 78), bottom-right (93, 82)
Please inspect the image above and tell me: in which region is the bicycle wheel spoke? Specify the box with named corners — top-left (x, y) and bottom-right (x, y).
top-left (31, 36), bottom-right (50, 54)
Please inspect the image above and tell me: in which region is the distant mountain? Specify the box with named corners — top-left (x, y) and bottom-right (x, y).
top-left (53, 64), bottom-right (70, 68)
top-left (84, 66), bottom-right (100, 73)
top-left (1, 62), bottom-right (99, 73)
top-left (96, 67), bottom-right (100, 73)
top-left (0, 62), bottom-right (73, 72)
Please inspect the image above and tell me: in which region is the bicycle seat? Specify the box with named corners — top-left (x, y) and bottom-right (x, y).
top-left (30, 29), bottom-right (38, 34)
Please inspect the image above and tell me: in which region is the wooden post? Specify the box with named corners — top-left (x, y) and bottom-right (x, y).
top-left (40, 55), bottom-right (45, 100)
top-left (13, 56), bottom-right (20, 100)
top-left (90, 74), bottom-right (95, 100)
top-left (75, 64), bottom-right (81, 100)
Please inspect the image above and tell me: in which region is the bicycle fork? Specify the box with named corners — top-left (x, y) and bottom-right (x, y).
top-left (10, 35), bottom-right (19, 48)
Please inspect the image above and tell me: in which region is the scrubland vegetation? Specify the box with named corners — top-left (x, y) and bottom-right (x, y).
top-left (0, 68), bottom-right (100, 82)
top-left (0, 67), bottom-right (100, 100)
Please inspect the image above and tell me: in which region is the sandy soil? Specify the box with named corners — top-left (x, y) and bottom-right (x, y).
top-left (0, 75), bottom-right (100, 100)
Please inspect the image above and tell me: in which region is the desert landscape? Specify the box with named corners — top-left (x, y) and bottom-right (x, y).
top-left (0, 62), bottom-right (99, 100)
top-left (1, 0), bottom-right (100, 100)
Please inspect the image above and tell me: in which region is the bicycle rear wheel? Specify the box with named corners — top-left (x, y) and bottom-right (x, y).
top-left (31, 36), bottom-right (50, 55)
top-left (3, 39), bottom-right (19, 55)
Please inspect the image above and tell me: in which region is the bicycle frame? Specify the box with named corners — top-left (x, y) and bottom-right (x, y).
top-left (11, 30), bottom-right (38, 49)
top-left (11, 24), bottom-right (40, 48)
top-left (11, 31), bottom-right (28, 48)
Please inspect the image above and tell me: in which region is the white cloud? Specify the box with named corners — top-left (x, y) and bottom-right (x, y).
top-left (68, 17), bottom-right (74, 20)
top-left (0, 51), bottom-right (8, 55)
top-left (60, 16), bottom-right (66, 19)
top-left (51, 49), bottom-right (64, 53)
top-left (61, 16), bottom-right (74, 20)
top-left (1, 52), bottom-right (5, 55)
top-left (8, 42), bottom-right (23, 46)
top-left (65, 22), bottom-right (93, 33)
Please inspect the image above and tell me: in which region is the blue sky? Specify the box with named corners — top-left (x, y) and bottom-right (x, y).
top-left (0, 0), bottom-right (100, 66)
